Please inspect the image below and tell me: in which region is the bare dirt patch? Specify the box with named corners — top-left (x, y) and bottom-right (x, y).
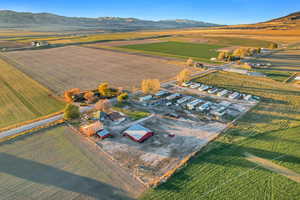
top-left (245, 152), bottom-right (300, 183)
top-left (3, 46), bottom-right (183, 94)
top-left (97, 115), bottom-right (227, 185)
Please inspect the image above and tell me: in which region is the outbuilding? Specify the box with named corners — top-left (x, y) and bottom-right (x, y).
top-left (96, 129), bottom-right (112, 139)
top-left (123, 124), bottom-right (154, 143)
top-left (80, 121), bottom-right (103, 137)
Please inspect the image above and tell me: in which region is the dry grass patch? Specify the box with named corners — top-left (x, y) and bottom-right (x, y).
top-left (0, 58), bottom-right (64, 128)
top-left (4, 46), bottom-right (183, 94)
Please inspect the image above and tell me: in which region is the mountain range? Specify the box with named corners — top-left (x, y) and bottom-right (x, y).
top-left (221, 11), bottom-right (300, 30)
top-left (0, 10), bottom-right (220, 31)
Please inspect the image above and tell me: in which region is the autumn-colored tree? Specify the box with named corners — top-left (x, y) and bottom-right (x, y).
top-left (243, 63), bottom-right (252, 70)
top-left (98, 82), bottom-right (109, 96)
top-left (176, 69), bottom-right (191, 85)
top-left (233, 48), bottom-right (251, 58)
top-left (186, 58), bottom-right (194, 66)
top-left (95, 99), bottom-right (112, 113)
top-left (217, 51), bottom-right (227, 61)
top-left (117, 92), bottom-right (129, 103)
top-left (84, 91), bottom-right (95, 103)
top-left (64, 88), bottom-right (81, 103)
top-left (269, 43), bottom-right (278, 49)
top-left (63, 104), bottom-right (80, 120)
top-left (141, 79), bottom-right (160, 94)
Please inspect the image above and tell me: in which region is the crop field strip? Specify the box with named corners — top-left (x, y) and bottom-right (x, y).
top-left (0, 125), bottom-right (145, 199)
top-left (3, 46), bottom-right (183, 94)
top-left (0, 57), bottom-right (64, 129)
top-left (141, 71), bottom-right (300, 200)
top-left (118, 41), bottom-right (225, 62)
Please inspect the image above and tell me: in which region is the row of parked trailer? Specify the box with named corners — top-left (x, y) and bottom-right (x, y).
top-left (139, 90), bottom-right (231, 117)
top-left (182, 82), bottom-right (259, 101)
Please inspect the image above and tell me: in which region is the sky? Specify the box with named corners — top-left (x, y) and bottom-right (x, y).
top-left (1, 0), bottom-right (300, 25)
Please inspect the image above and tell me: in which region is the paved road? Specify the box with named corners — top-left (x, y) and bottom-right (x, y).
top-left (0, 66), bottom-right (216, 140)
top-left (0, 106), bottom-right (93, 140)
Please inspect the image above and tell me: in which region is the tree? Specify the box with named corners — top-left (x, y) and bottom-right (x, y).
top-left (217, 51), bottom-right (227, 61)
top-left (186, 58), bottom-right (194, 66)
top-left (64, 88), bottom-right (80, 103)
top-left (95, 99), bottom-right (112, 113)
top-left (84, 91), bottom-right (95, 104)
top-left (269, 43), bottom-right (278, 49)
top-left (117, 92), bottom-right (129, 103)
top-left (63, 104), bottom-right (80, 120)
top-left (176, 69), bottom-right (191, 85)
top-left (141, 79), bottom-right (161, 94)
top-left (243, 63), bottom-right (252, 70)
top-left (98, 82), bottom-right (109, 96)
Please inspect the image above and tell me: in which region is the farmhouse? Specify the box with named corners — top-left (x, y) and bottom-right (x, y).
top-left (80, 121), bottom-right (103, 136)
top-left (31, 41), bottom-right (48, 47)
top-left (123, 124), bottom-right (154, 143)
top-left (109, 112), bottom-right (126, 124)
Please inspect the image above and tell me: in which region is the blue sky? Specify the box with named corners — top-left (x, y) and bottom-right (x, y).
top-left (1, 0), bottom-right (300, 25)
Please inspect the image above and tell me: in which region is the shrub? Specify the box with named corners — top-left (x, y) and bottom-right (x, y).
top-left (117, 92), bottom-right (129, 103)
top-left (186, 58), bottom-right (194, 66)
top-left (98, 82), bottom-right (109, 96)
top-left (269, 43), bottom-right (278, 49)
top-left (63, 104), bottom-right (80, 120)
top-left (217, 51), bottom-right (228, 61)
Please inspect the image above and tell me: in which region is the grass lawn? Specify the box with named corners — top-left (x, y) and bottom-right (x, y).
top-left (113, 103), bottom-right (151, 120)
top-left (0, 58), bottom-right (65, 129)
top-left (119, 41), bottom-right (225, 62)
top-left (141, 71), bottom-right (300, 200)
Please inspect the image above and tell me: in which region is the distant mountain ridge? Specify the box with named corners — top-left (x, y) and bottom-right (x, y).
top-left (0, 10), bottom-right (220, 31)
top-left (220, 11), bottom-right (300, 30)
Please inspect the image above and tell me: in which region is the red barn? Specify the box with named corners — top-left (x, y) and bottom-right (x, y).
top-left (123, 124), bottom-right (153, 143)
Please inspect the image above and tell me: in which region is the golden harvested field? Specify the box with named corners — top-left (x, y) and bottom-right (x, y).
top-left (4, 46), bottom-right (183, 94)
top-left (0, 57), bottom-right (64, 129)
top-left (245, 49), bottom-right (300, 71)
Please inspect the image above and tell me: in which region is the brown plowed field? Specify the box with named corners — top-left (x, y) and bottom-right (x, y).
top-left (4, 46), bottom-right (183, 94)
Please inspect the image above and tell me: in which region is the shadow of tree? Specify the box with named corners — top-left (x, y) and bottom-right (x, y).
top-left (0, 153), bottom-right (133, 200)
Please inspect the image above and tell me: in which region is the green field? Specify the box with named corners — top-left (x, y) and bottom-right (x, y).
top-left (0, 58), bottom-right (64, 129)
top-left (119, 41), bottom-right (225, 62)
top-left (166, 35), bottom-right (273, 48)
top-left (141, 71), bottom-right (300, 200)
top-left (0, 125), bottom-right (141, 199)
top-left (255, 69), bottom-right (293, 82)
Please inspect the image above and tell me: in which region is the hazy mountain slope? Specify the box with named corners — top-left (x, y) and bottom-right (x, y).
top-left (220, 11), bottom-right (300, 30)
top-left (0, 10), bottom-right (220, 31)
